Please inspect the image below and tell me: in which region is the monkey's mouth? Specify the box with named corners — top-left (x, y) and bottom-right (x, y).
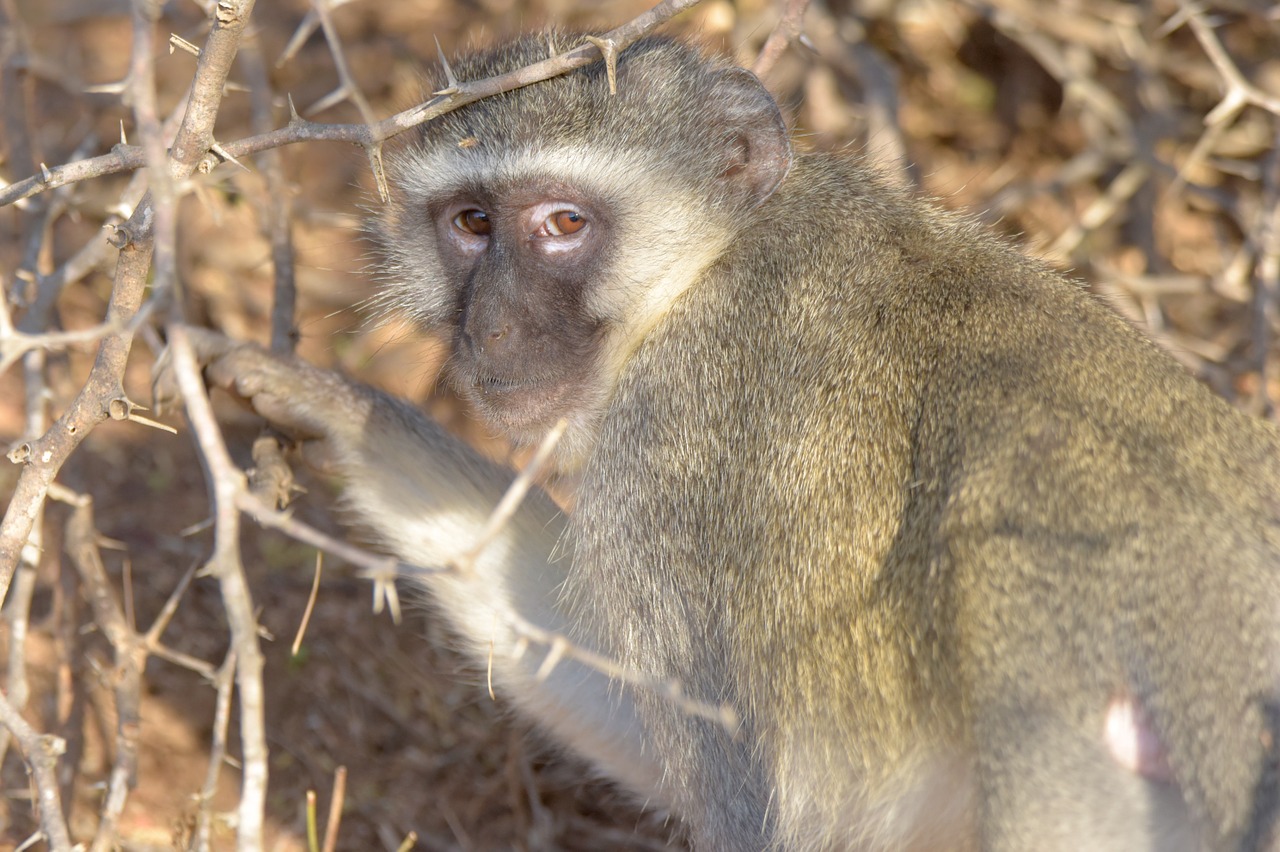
top-left (466, 374), bottom-right (572, 438)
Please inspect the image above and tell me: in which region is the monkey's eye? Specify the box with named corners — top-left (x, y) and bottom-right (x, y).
top-left (540, 210), bottom-right (587, 237)
top-left (453, 210), bottom-right (492, 236)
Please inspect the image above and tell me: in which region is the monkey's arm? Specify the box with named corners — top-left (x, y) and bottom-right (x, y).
top-left (158, 329), bottom-right (661, 794)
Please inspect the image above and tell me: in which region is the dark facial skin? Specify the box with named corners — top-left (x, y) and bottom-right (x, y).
top-left (431, 180), bottom-right (612, 440)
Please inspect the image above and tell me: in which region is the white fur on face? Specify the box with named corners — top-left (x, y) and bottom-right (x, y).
top-left (384, 142), bottom-right (735, 472)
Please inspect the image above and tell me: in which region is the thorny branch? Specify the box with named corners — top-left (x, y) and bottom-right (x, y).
top-left (165, 324), bottom-right (270, 850)
top-left (0, 0), bottom-right (707, 208)
top-left (0, 691), bottom-right (73, 851)
top-left (0, 0), bottom-right (266, 845)
top-left (3, 0), bottom-right (729, 846)
top-left (62, 492), bottom-right (143, 852)
top-left (3, 0), bottom-right (1276, 847)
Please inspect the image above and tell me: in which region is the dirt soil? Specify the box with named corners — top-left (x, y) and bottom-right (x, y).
top-left (2, 0), bottom-right (1278, 849)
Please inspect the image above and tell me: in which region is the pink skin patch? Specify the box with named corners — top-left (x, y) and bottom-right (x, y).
top-left (1105, 694), bottom-right (1174, 782)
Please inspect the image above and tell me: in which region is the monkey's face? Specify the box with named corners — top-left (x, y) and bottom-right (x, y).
top-left (429, 177), bottom-right (613, 440)
top-left (388, 146), bottom-right (724, 460)
top-left (376, 35), bottom-right (792, 468)
top-left (383, 142), bottom-right (743, 462)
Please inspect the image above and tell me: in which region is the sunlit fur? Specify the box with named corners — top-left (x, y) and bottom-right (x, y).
top-left (210, 33), bottom-right (1280, 852)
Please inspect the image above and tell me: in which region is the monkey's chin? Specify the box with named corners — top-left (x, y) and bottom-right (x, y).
top-left (465, 380), bottom-right (575, 444)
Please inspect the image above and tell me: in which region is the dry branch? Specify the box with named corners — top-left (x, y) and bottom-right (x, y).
top-left (0, 0), bottom-right (706, 209)
top-left (3, 0), bottom-right (1276, 848)
top-left (753, 0), bottom-right (811, 79)
top-left (165, 325), bottom-right (270, 850)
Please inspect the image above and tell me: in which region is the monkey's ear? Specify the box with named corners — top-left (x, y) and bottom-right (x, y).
top-left (711, 67), bottom-right (793, 209)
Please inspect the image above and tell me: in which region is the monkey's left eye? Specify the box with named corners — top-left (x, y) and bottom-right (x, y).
top-left (453, 210), bottom-right (492, 236)
top-left (540, 210), bottom-right (587, 237)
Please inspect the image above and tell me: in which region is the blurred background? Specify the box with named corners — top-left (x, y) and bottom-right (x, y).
top-left (2, 0), bottom-right (1278, 848)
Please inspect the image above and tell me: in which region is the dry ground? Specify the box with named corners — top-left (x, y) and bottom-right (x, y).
top-left (2, 0), bottom-right (1278, 849)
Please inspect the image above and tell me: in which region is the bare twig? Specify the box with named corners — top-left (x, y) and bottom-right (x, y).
top-left (191, 650), bottom-right (237, 852)
top-left (240, 36), bottom-right (305, 513)
top-left (0, 0), bottom-right (53, 800)
top-left (454, 418), bottom-right (567, 574)
top-left (753, 0), bottom-right (811, 79)
top-left (1, 0), bottom-right (706, 208)
top-left (1159, 3), bottom-right (1280, 201)
top-left (1175, 0), bottom-right (1280, 122)
top-left (0, 238), bottom-right (153, 605)
top-left (303, 0), bottom-right (377, 125)
top-left (0, 691), bottom-right (72, 851)
top-left (321, 765), bottom-right (348, 852)
top-left (509, 611), bottom-right (739, 732)
top-left (1047, 162), bottom-right (1150, 261)
top-left (291, 553), bottom-right (323, 657)
top-left (0, 559), bottom-right (36, 767)
top-left (0, 306), bottom-right (152, 377)
top-left (236, 489), bottom-right (403, 578)
top-left (240, 36), bottom-right (300, 356)
top-left (63, 493), bottom-right (144, 852)
top-left (166, 325), bottom-right (269, 851)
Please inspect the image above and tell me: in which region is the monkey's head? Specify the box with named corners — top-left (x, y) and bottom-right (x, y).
top-left (377, 35), bottom-right (792, 468)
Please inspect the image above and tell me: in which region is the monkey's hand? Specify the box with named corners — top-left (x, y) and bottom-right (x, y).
top-left (152, 327), bottom-right (372, 454)
top-left (152, 329), bottom-right (658, 792)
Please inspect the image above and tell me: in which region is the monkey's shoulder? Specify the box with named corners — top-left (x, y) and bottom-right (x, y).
top-left (618, 152), bottom-right (1280, 537)
top-left (744, 155), bottom-right (1270, 431)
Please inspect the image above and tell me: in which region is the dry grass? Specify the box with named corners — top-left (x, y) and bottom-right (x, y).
top-left (1, 0), bottom-right (1278, 848)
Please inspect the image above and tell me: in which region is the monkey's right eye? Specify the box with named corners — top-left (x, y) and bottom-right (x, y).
top-left (453, 210), bottom-right (492, 236)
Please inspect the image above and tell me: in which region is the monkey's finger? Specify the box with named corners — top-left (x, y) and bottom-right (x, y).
top-left (198, 346), bottom-right (330, 442)
top-left (150, 326), bottom-right (244, 415)
top-left (201, 342), bottom-right (281, 401)
top-left (153, 327), bottom-right (367, 444)
top-left (150, 348), bottom-right (180, 415)
top-left (206, 343), bottom-right (379, 447)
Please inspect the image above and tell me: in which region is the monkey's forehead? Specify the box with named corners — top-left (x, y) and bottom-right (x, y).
top-left (389, 141), bottom-right (667, 209)
top-left (409, 35), bottom-right (740, 174)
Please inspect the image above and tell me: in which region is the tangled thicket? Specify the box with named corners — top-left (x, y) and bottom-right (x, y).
top-left (1, 0), bottom-right (1277, 849)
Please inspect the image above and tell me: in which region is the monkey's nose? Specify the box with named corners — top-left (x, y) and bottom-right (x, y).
top-left (481, 324), bottom-right (512, 354)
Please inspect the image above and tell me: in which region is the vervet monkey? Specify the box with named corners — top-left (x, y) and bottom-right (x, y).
top-left (164, 34), bottom-right (1280, 852)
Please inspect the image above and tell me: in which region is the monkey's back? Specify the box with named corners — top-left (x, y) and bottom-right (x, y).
top-left (569, 153), bottom-right (1280, 850)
